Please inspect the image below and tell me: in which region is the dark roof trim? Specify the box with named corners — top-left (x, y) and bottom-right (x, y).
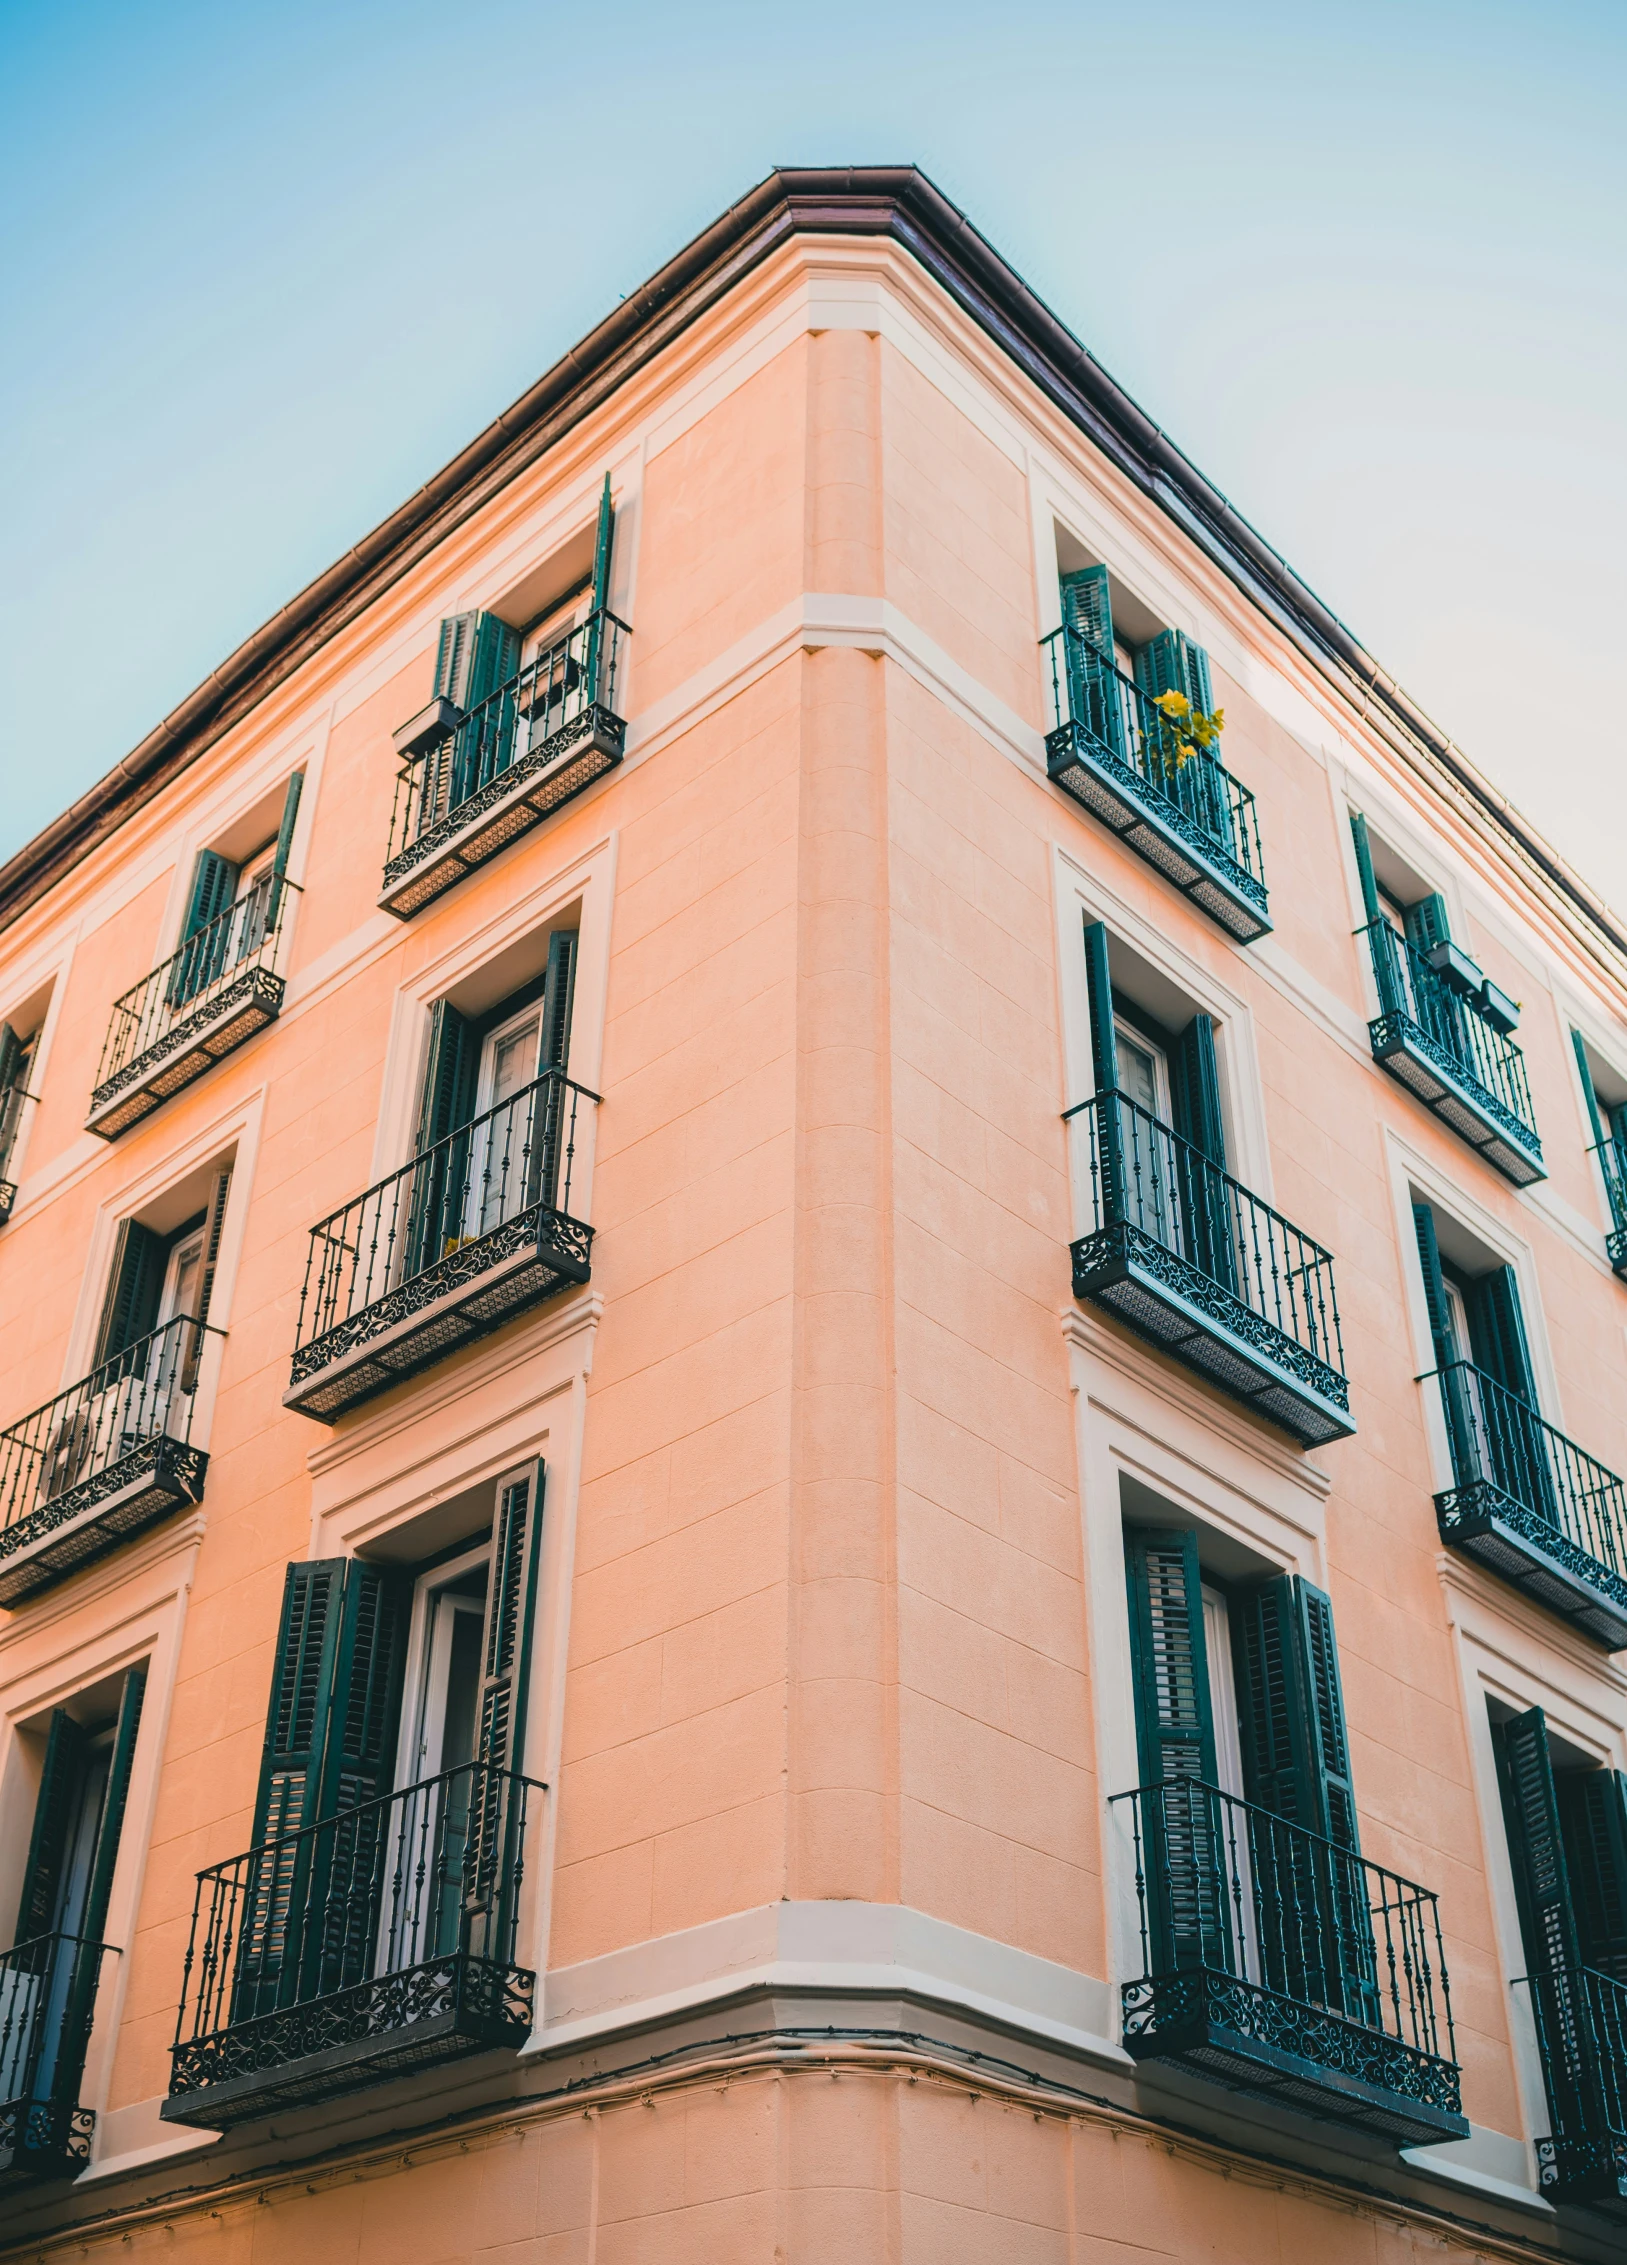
top-left (4, 165), bottom-right (1620, 970)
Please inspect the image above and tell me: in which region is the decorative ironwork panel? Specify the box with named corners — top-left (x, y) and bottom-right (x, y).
top-left (1524, 1961), bottom-right (1627, 2218)
top-left (1362, 923), bottom-right (1543, 1183)
top-left (0, 1932), bottom-right (108, 2188)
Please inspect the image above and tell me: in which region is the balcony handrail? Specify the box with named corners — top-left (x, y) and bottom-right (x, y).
top-left (1358, 917), bottom-right (1539, 1140)
top-left (1070, 1087), bottom-right (1346, 1378)
top-left (95, 876), bottom-right (302, 1092)
top-left (1040, 622), bottom-right (1265, 887)
top-left (0, 1314), bottom-right (219, 1536)
top-left (1428, 1358), bottom-right (1627, 1581)
top-left (171, 1759), bottom-right (545, 2056)
top-left (292, 1067), bottom-right (598, 1357)
top-left (1517, 1958), bottom-right (1627, 2142)
top-left (1111, 1778), bottom-right (1459, 2068)
top-left (387, 609), bottom-right (630, 864)
top-left (1589, 1128), bottom-right (1627, 1236)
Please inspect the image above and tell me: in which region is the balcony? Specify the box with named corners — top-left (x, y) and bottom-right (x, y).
top-left (1430, 1361), bottom-right (1627, 1650)
top-left (1069, 1091), bottom-right (1352, 1447)
top-left (164, 1761), bottom-right (540, 2129)
top-left (1591, 1131), bottom-right (1627, 1279)
top-left (1360, 921), bottom-right (1543, 1186)
top-left (1040, 624), bottom-right (1269, 942)
top-left (1525, 1961), bottom-right (1627, 2219)
top-left (285, 1069), bottom-right (595, 1423)
top-left (1113, 1781), bottom-right (1466, 2146)
top-left (0, 1316), bottom-right (210, 1607)
top-left (0, 1932), bottom-right (110, 2190)
top-left (88, 878), bottom-right (298, 1140)
top-left (382, 611), bottom-right (629, 919)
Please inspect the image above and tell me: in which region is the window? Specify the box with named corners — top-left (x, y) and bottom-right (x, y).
top-left (168, 773), bottom-right (302, 1008)
top-left (1412, 1201), bottom-right (1551, 1521)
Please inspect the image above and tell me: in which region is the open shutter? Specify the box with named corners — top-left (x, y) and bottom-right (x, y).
top-left (1170, 1014), bottom-right (1232, 1286)
top-left (582, 476), bottom-right (616, 702)
top-left (1465, 1268), bottom-right (1538, 1407)
top-left (168, 850), bottom-right (239, 1005)
top-left (1496, 1708), bottom-right (1598, 2135)
top-left (1124, 1528), bottom-right (1225, 1971)
top-left (16, 1711), bottom-right (88, 1941)
top-left (93, 1221), bottom-right (165, 1371)
top-left (530, 932), bottom-right (580, 1208)
top-left (1413, 1202), bottom-right (1478, 1482)
top-left (1059, 565), bottom-right (1123, 761)
top-left (434, 611), bottom-right (518, 713)
top-left (1411, 1204), bottom-right (1456, 1367)
top-left (265, 771), bottom-right (304, 928)
top-left (179, 1165), bottom-right (232, 1393)
top-left (409, 1002), bottom-right (478, 1274)
top-left (1559, 1771), bottom-right (1627, 1985)
top-left (1349, 814), bottom-right (1403, 1016)
top-left (468, 1466), bottom-right (545, 1953)
top-left (1404, 893), bottom-right (1452, 953)
top-left (1572, 1031), bottom-right (1609, 1152)
top-left (78, 1667), bottom-right (146, 1948)
top-left (1134, 629), bottom-right (1214, 715)
top-left (1464, 1267), bottom-right (1553, 1519)
top-left (539, 930), bottom-right (578, 1072)
top-left (0, 1022), bottom-right (25, 1182)
top-left (1082, 921), bottom-right (1123, 1229)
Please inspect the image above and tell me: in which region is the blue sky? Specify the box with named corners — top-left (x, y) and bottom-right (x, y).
top-left (3, 0), bottom-right (1624, 902)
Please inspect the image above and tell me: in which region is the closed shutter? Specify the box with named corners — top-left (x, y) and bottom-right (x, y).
top-left (1170, 1014), bottom-right (1232, 1286)
top-left (93, 1220), bottom-right (165, 1372)
top-left (1413, 1202), bottom-right (1478, 1483)
top-left (15, 1711), bottom-right (88, 1941)
top-left (1402, 892), bottom-right (1461, 1054)
top-left (49, 1666), bottom-right (148, 2088)
top-left (1558, 1770), bottom-right (1627, 1985)
top-left (1124, 1528), bottom-right (1224, 1972)
top-left (0, 1022), bottom-right (25, 1182)
top-left (1234, 1574), bottom-right (1375, 2017)
top-left (237, 1559), bottom-right (407, 2014)
top-left (1496, 1708), bottom-right (1596, 2134)
top-left (408, 1001), bottom-right (479, 1275)
top-left (1135, 632), bottom-right (1226, 836)
top-left (433, 613), bottom-right (520, 712)
top-left (1404, 893), bottom-right (1452, 953)
top-left (1134, 629), bottom-right (1215, 715)
top-left (168, 851), bottom-right (239, 1005)
top-left (1060, 565), bottom-right (1124, 761)
top-left (1465, 1266), bottom-right (1553, 1521)
top-left (469, 1465), bottom-right (545, 1951)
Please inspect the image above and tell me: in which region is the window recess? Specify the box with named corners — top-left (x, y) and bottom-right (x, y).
top-left (1413, 1200), bottom-right (1627, 1648)
top-left (383, 480), bottom-right (629, 920)
top-left (0, 1664), bottom-right (145, 2191)
top-left (1493, 1705), bottom-right (1627, 2219)
top-left (285, 930), bottom-right (594, 1423)
top-left (0, 1166), bottom-right (229, 1605)
top-left (1350, 814), bottom-right (1542, 1185)
top-left (88, 773), bottom-right (304, 1140)
top-left (1113, 1526), bottom-right (1464, 2143)
top-left (0, 1019), bottom-right (42, 1225)
top-left (1069, 921), bottom-right (1351, 1446)
top-left (1041, 556), bottom-right (1269, 941)
top-left (165, 1466), bottom-right (546, 2129)
top-left (1571, 1033), bottom-right (1627, 1280)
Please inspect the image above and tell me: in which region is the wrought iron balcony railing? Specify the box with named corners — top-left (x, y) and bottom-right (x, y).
top-left (285, 1068), bottom-right (595, 1422)
top-left (1360, 920), bottom-right (1543, 1186)
top-left (1430, 1360), bottom-right (1627, 1650)
top-left (1591, 1130), bottom-right (1627, 1278)
top-left (0, 1931), bottom-right (110, 2190)
top-left (382, 610), bottom-right (629, 918)
top-left (1069, 1090), bottom-right (1351, 1446)
top-left (1113, 1780), bottom-right (1464, 2145)
top-left (0, 1315), bottom-right (211, 1607)
top-left (1524, 1960), bottom-right (1627, 2219)
top-left (164, 1759), bottom-right (541, 2129)
top-left (1041, 625), bottom-right (1269, 941)
top-left (88, 877), bottom-right (299, 1139)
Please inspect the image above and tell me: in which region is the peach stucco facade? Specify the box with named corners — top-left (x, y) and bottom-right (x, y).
top-left (0, 169), bottom-right (1624, 2261)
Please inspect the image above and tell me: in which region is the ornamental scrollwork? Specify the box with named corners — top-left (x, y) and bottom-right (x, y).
top-left (384, 708), bottom-right (625, 890)
top-left (1045, 721), bottom-right (1269, 920)
top-left (0, 1440), bottom-right (207, 1568)
top-left (91, 970), bottom-right (285, 1113)
top-left (1437, 1481), bottom-right (1627, 1620)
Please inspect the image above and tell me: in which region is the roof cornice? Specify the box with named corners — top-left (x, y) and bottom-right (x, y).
top-left (4, 164), bottom-right (1620, 977)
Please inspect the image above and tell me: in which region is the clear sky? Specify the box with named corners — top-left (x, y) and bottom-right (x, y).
top-left (3, 0), bottom-right (1624, 905)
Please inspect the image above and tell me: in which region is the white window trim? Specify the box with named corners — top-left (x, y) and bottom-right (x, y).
top-left (0, 947), bottom-right (70, 1220)
top-left (1052, 839), bottom-right (1274, 1210)
top-left (157, 740), bottom-right (320, 969)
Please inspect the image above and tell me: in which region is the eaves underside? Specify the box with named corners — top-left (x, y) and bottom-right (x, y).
top-left (1, 162), bottom-right (1620, 993)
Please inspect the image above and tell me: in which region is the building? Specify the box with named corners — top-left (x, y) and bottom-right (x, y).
top-left (0, 164), bottom-right (1624, 2263)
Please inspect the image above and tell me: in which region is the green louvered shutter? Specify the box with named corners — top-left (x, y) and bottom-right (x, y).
top-left (0, 1022), bottom-right (25, 1184)
top-left (1234, 1575), bottom-right (1374, 2017)
top-left (264, 770), bottom-right (304, 930)
top-left (16, 1711), bottom-right (88, 1942)
top-left (1404, 893), bottom-right (1452, 952)
top-left (48, 1667), bottom-right (148, 2095)
top-left (168, 850), bottom-right (239, 1005)
top-left (1082, 922), bottom-right (1124, 1227)
top-left (1170, 1015), bottom-right (1232, 1288)
top-left (433, 612), bottom-right (519, 711)
top-left (1401, 892), bottom-right (1465, 1056)
top-left (1572, 1032), bottom-right (1609, 1152)
top-left (1124, 1528), bottom-right (1225, 1972)
top-left (1134, 629), bottom-right (1216, 716)
top-left (1060, 565), bottom-right (1124, 762)
top-left (1412, 1203), bottom-right (1477, 1484)
top-left (1350, 814), bottom-right (1403, 1016)
top-left (93, 1220), bottom-right (165, 1373)
top-left (179, 1165), bottom-right (232, 1393)
top-left (1559, 1771), bottom-right (1627, 1985)
top-left (1135, 632), bottom-right (1226, 837)
top-left (1464, 1267), bottom-right (1554, 1521)
top-left (408, 1001), bottom-right (479, 1274)
top-left (238, 1560), bottom-right (407, 2014)
top-left (468, 1464), bottom-right (545, 1955)
top-left (528, 930), bottom-right (580, 1208)
top-left (1410, 1204), bottom-right (1457, 1367)
top-left (1496, 1709), bottom-right (1596, 2134)
top-left (584, 476), bottom-right (616, 701)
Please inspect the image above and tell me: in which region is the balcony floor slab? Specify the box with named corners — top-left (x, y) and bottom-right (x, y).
top-left (87, 969), bottom-right (284, 1140)
top-left (1072, 1221), bottom-right (1352, 1448)
top-left (1369, 1013), bottom-right (1544, 1186)
top-left (0, 1437), bottom-right (208, 1606)
top-left (1436, 1480), bottom-right (1627, 1650)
